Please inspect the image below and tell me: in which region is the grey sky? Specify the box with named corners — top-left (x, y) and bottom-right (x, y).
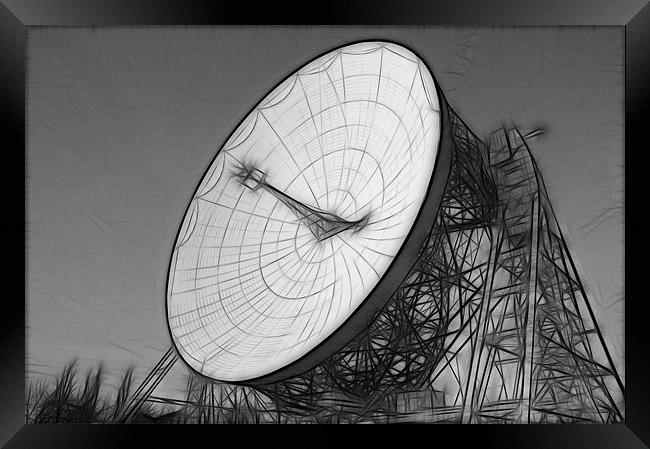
top-left (27, 27), bottom-right (624, 398)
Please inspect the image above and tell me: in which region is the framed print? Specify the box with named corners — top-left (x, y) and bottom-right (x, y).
top-left (3, 0), bottom-right (649, 447)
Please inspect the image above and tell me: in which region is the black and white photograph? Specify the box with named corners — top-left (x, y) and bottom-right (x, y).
top-left (3, 0), bottom-right (650, 447)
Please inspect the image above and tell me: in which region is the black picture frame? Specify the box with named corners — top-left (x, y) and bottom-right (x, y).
top-left (4, 1), bottom-right (649, 447)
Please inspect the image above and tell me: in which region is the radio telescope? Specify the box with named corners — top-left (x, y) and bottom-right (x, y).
top-left (118, 39), bottom-right (625, 425)
top-left (166, 41), bottom-right (452, 383)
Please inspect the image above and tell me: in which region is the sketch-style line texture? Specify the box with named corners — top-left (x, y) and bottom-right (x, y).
top-left (129, 41), bottom-right (623, 423)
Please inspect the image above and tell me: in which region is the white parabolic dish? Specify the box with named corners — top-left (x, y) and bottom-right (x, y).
top-left (166, 41), bottom-right (442, 382)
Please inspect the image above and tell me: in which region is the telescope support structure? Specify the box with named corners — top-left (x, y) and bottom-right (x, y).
top-left (129, 107), bottom-right (623, 424)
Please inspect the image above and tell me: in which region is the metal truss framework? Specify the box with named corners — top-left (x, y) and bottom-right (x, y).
top-left (129, 103), bottom-right (624, 424)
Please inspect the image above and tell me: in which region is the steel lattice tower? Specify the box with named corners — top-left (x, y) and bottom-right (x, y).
top-left (127, 103), bottom-right (623, 424)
